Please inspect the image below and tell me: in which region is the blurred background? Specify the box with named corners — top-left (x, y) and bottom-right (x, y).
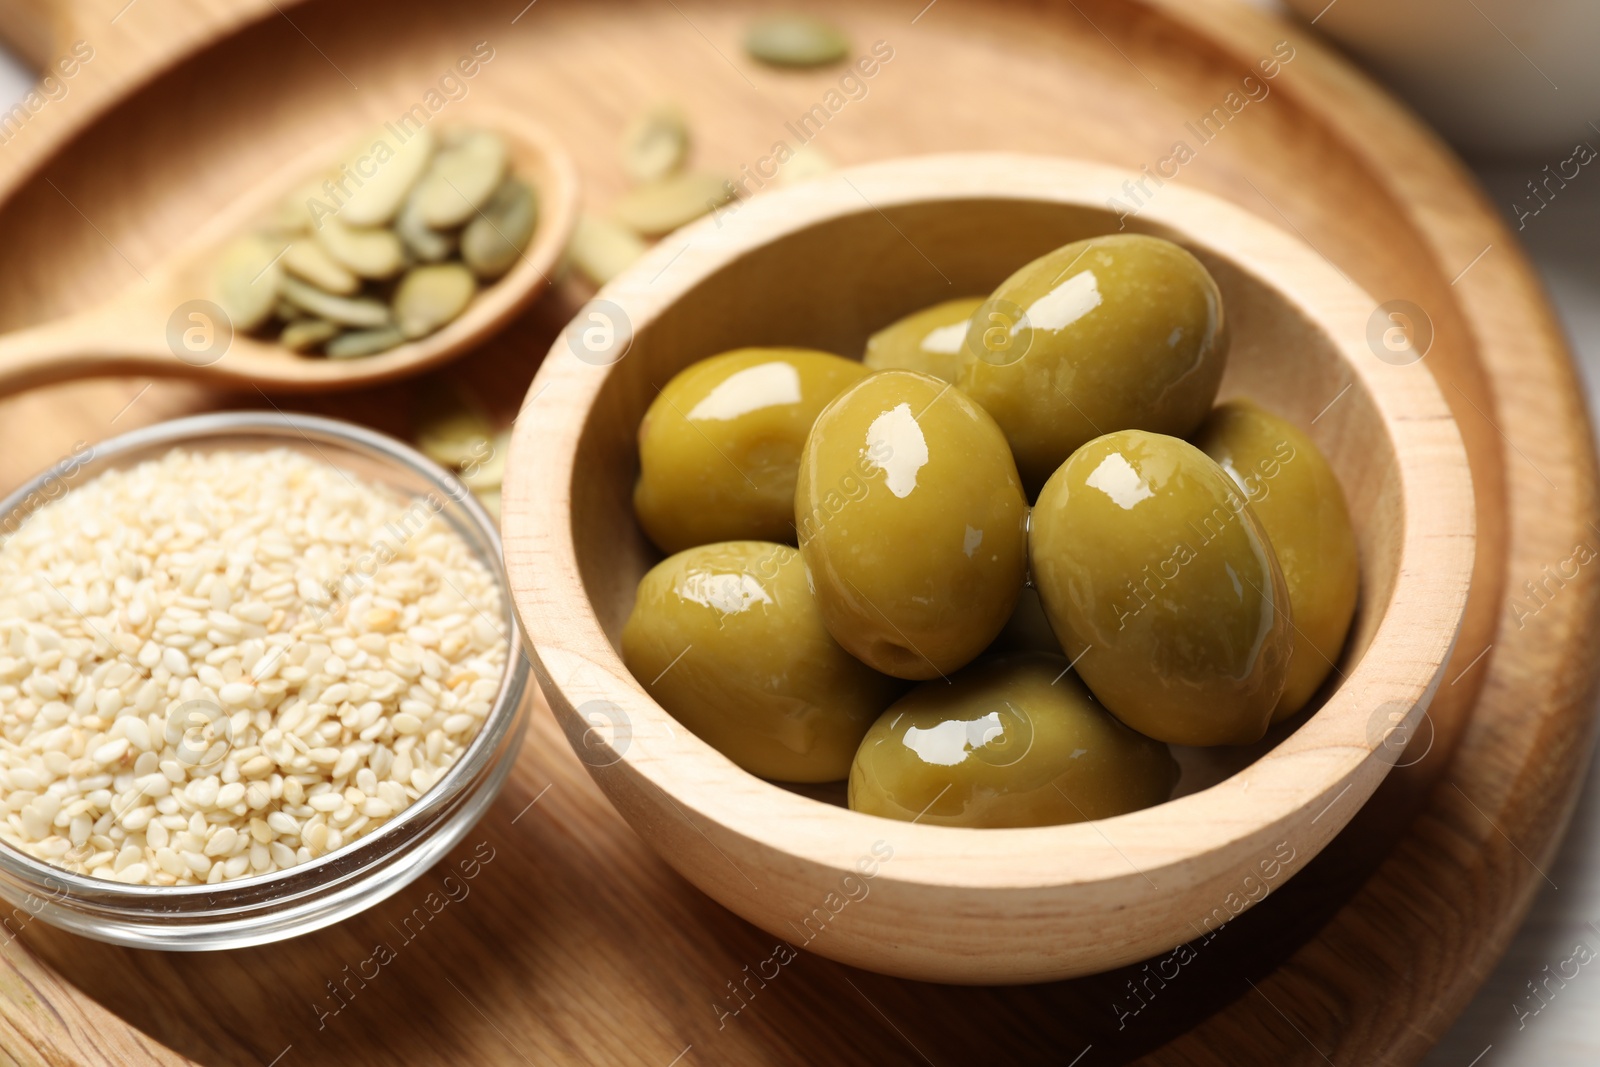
top-left (0, 0), bottom-right (1596, 1063)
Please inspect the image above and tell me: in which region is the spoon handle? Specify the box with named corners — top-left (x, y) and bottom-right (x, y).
top-left (0, 304), bottom-right (187, 400)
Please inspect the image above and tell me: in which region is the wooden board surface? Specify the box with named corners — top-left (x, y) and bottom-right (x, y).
top-left (0, 0), bottom-right (1594, 1063)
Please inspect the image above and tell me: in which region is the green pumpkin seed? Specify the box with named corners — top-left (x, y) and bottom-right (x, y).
top-left (338, 127), bottom-right (436, 228)
top-left (315, 216), bottom-right (405, 279)
top-left (279, 318), bottom-right (340, 352)
top-left (415, 384), bottom-right (494, 468)
top-left (393, 263), bottom-right (477, 339)
top-left (621, 104), bottom-right (689, 185)
top-left (325, 326), bottom-right (407, 359)
top-left (214, 235), bottom-right (284, 333)
top-left (744, 14), bottom-right (849, 68)
top-left (395, 194), bottom-right (456, 263)
top-left (569, 213), bottom-right (647, 286)
top-left (779, 142), bottom-right (835, 185)
top-left (461, 178), bottom-right (538, 281)
top-left (611, 172), bottom-right (733, 237)
top-left (282, 239), bottom-right (359, 295)
top-left (412, 130), bottom-right (509, 230)
top-left (279, 277), bottom-right (392, 329)
top-left (461, 426), bottom-right (511, 490)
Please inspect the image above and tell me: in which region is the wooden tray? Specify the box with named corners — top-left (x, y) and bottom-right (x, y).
top-left (0, 0), bottom-right (1594, 1063)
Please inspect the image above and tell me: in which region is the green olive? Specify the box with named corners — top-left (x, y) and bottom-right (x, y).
top-left (957, 234), bottom-right (1228, 494)
top-left (634, 348), bottom-right (868, 554)
top-left (1196, 400), bottom-right (1358, 720)
top-left (1030, 430), bottom-right (1292, 746)
top-left (621, 541), bottom-right (902, 782)
top-left (848, 652), bottom-right (1179, 827)
top-left (863, 296), bottom-right (986, 382)
top-left (796, 370), bottom-right (1029, 680)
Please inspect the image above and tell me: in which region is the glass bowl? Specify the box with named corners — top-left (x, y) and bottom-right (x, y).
top-left (0, 411), bottom-right (529, 950)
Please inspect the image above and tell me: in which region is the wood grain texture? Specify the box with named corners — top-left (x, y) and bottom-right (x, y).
top-left (0, 0), bottom-right (1590, 1063)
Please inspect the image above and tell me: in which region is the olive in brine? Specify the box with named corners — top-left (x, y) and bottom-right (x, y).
top-left (863, 296), bottom-right (985, 382)
top-left (796, 370), bottom-right (1028, 680)
top-left (1196, 400), bottom-right (1359, 720)
top-left (848, 653), bottom-right (1179, 827)
top-left (1030, 430), bottom-right (1292, 746)
top-left (634, 348), bottom-right (868, 554)
top-left (958, 234), bottom-right (1228, 493)
top-left (621, 541), bottom-right (901, 782)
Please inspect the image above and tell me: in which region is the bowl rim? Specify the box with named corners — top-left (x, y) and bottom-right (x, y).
top-left (0, 410), bottom-right (526, 908)
top-left (501, 152), bottom-right (1475, 891)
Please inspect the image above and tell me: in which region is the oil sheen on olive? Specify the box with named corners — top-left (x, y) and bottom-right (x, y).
top-left (848, 653), bottom-right (1179, 827)
top-left (1197, 400), bottom-right (1359, 721)
top-left (796, 370), bottom-right (1028, 680)
top-left (957, 234), bottom-right (1228, 493)
top-left (621, 541), bottom-right (902, 782)
top-left (1030, 429), bottom-right (1293, 746)
top-left (863, 296), bottom-right (985, 382)
top-left (634, 348), bottom-right (868, 554)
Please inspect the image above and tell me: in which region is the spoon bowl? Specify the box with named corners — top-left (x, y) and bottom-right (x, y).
top-left (0, 105), bottom-right (578, 398)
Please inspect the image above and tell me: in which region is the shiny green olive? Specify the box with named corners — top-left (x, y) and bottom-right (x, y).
top-left (863, 296), bottom-right (986, 382)
top-left (621, 541), bottom-right (902, 782)
top-left (1196, 400), bottom-right (1359, 721)
top-left (848, 652), bottom-right (1180, 827)
top-left (958, 234), bottom-right (1228, 494)
top-left (1030, 430), bottom-right (1292, 746)
top-left (634, 348), bottom-right (868, 554)
top-left (796, 370), bottom-right (1029, 680)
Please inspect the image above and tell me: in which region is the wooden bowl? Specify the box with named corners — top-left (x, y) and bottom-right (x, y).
top-left (501, 154), bottom-right (1475, 984)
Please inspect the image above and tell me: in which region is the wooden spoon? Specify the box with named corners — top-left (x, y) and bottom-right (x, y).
top-left (0, 106), bottom-right (578, 398)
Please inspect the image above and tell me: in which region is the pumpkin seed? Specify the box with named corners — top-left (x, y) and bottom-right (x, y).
top-left (266, 179), bottom-right (330, 234)
top-left (279, 277), bottom-right (392, 329)
top-left (338, 127), bottom-right (436, 228)
top-left (621, 104), bottom-right (689, 185)
top-left (415, 385), bottom-right (494, 468)
top-left (461, 177), bottom-right (538, 281)
top-left (393, 263), bottom-right (477, 339)
top-left (395, 194), bottom-right (456, 263)
top-left (279, 318), bottom-right (340, 352)
top-left (744, 14), bottom-right (849, 68)
top-left (569, 213), bottom-right (647, 286)
top-left (325, 326), bottom-right (407, 359)
top-left (282, 239), bottom-right (359, 295)
top-left (214, 235), bottom-right (284, 333)
top-left (411, 130), bottom-right (509, 230)
top-left (473, 488), bottom-right (501, 522)
top-left (461, 426), bottom-right (511, 490)
top-left (315, 216), bottom-right (406, 279)
top-left (779, 142), bottom-right (835, 185)
top-left (611, 172), bottom-right (733, 237)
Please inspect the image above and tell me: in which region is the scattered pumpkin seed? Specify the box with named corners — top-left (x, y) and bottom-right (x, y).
top-left (744, 14), bottom-right (850, 68)
top-left (621, 104), bottom-right (690, 185)
top-left (611, 172), bottom-right (734, 237)
top-left (393, 263), bottom-right (477, 339)
top-left (779, 142), bottom-right (835, 184)
top-left (412, 130), bottom-right (510, 230)
top-left (279, 277), bottom-right (392, 329)
top-left (315, 216), bottom-right (406, 279)
top-left (461, 177), bottom-right (538, 281)
top-left (339, 127), bottom-right (436, 227)
top-left (415, 384), bottom-right (495, 468)
top-left (473, 488), bottom-right (501, 522)
top-left (325, 326), bottom-right (408, 360)
top-left (569, 213), bottom-right (648, 286)
top-left (214, 235), bottom-right (283, 333)
top-left (461, 426), bottom-right (512, 490)
top-left (282, 239), bottom-right (359, 295)
top-left (279, 318), bottom-right (340, 352)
